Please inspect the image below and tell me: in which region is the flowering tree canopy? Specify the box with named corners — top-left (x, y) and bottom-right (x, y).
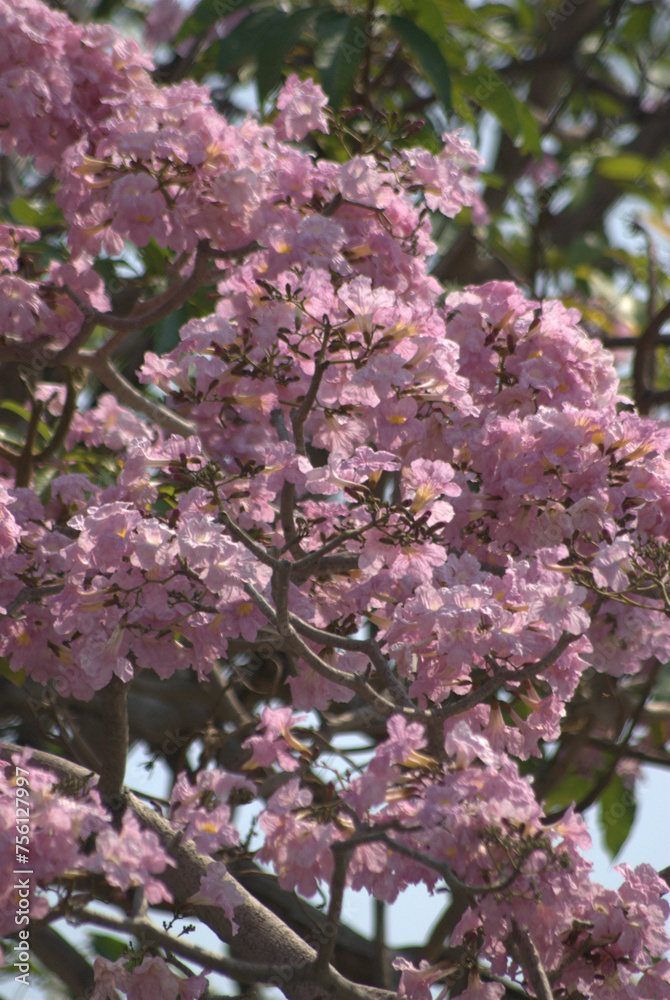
top-left (0, 2), bottom-right (669, 999)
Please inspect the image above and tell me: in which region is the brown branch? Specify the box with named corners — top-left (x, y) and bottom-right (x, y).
top-left (0, 742), bottom-right (395, 1000)
top-left (436, 631), bottom-right (579, 722)
top-left (291, 328), bottom-right (330, 456)
top-left (243, 583), bottom-right (398, 718)
top-left (70, 241), bottom-right (212, 339)
top-left (98, 675), bottom-right (129, 806)
top-left (601, 335), bottom-right (670, 350)
top-left (377, 834), bottom-right (474, 898)
top-left (632, 300), bottom-right (670, 414)
top-left (29, 923), bottom-right (95, 998)
top-left (280, 481), bottom-right (304, 558)
top-left (507, 920), bottom-right (554, 1000)
top-left (71, 908), bottom-right (306, 984)
top-left (14, 398), bottom-right (43, 488)
top-left (586, 736), bottom-right (670, 767)
top-left (314, 845), bottom-right (351, 975)
top-left (33, 369), bottom-right (78, 462)
top-left (79, 353), bottom-right (197, 438)
top-left (273, 560), bottom-right (293, 637)
top-left (3, 583), bottom-right (65, 617)
top-left (215, 506), bottom-right (281, 569)
top-left (52, 313), bottom-right (97, 367)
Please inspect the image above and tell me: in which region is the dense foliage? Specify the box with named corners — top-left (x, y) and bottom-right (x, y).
top-left (0, 2), bottom-right (669, 1000)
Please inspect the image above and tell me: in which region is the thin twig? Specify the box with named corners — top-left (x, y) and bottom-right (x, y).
top-left (34, 369), bottom-right (78, 462)
top-left (273, 560), bottom-right (292, 636)
top-left (377, 834), bottom-right (474, 897)
top-left (79, 353), bottom-right (196, 438)
top-left (68, 909), bottom-right (295, 983)
top-left (243, 583), bottom-right (398, 718)
top-left (314, 845), bottom-right (350, 974)
top-left (15, 398), bottom-right (43, 488)
top-left (216, 507), bottom-right (280, 568)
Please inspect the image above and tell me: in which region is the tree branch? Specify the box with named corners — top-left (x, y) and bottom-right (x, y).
top-left (0, 741), bottom-right (395, 1000)
top-left (243, 583), bottom-right (398, 718)
top-left (632, 300), bottom-right (670, 414)
top-left (79, 353), bottom-right (197, 438)
top-left (507, 920), bottom-right (554, 1000)
top-left (98, 675), bottom-right (129, 806)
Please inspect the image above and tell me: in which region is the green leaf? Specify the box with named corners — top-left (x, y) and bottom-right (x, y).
top-left (198, 10), bottom-right (274, 78)
top-left (255, 9), bottom-right (316, 105)
top-left (140, 240), bottom-right (173, 280)
top-left (621, 2), bottom-right (655, 44)
top-left (176, 0), bottom-right (258, 44)
top-left (598, 774), bottom-right (636, 858)
top-left (542, 772), bottom-right (593, 814)
top-left (10, 198), bottom-right (63, 229)
top-left (514, 100), bottom-right (543, 158)
top-left (389, 15), bottom-right (451, 112)
top-left (317, 13), bottom-right (367, 111)
top-left (0, 401), bottom-right (51, 441)
top-left (93, 0), bottom-right (125, 18)
top-left (652, 658), bottom-right (670, 702)
top-left (0, 659), bottom-right (25, 687)
top-left (407, 0), bottom-right (444, 38)
top-left (596, 154), bottom-right (648, 183)
top-left (456, 66), bottom-right (541, 156)
top-left (89, 933), bottom-right (126, 961)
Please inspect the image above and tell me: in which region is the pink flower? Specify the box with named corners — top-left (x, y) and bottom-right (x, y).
top-left (394, 958), bottom-right (449, 1000)
top-left (337, 276), bottom-right (396, 337)
top-left (444, 719), bottom-right (498, 767)
top-left (108, 173), bottom-right (168, 247)
top-left (126, 956), bottom-right (207, 1000)
top-left (0, 224), bottom-right (39, 273)
top-left (591, 538), bottom-right (633, 592)
top-left (90, 813), bottom-right (175, 904)
top-left (244, 706), bottom-right (306, 771)
top-left (274, 74), bottom-right (329, 141)
top-left (68, 393), bottom-right (152, 451)
top-left (187, 861), bottom-right (244, 933)
top-left (0, 486), bottom-right (21, 558)
top-left (403, 458), bottom-right (460, 522)
top-left (258, 779), bottom-right (339, 897)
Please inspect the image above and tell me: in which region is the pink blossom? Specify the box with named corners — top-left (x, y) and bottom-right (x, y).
top-left (90, 812), bottom-right (175, 904)
top-left (444, 719), bottom-right (498, 767)
top-left (337, 276), bottom-right (396, 337)
top-left (145, 0), bottom-right (188, 46)
top-left (126, 956), bottom-right (207, 1000)
top-left (394, 958), bottom-right (448, 1000)
top-left (68, 392), bottom-right (150, 451)
top-left (244, 705), bottom-right (305, 771)
top-left (274, 74), bottom-right (329, 142)
top-left (0, 224), bottom-right (39, 272)
top-left (187, 861), bottom-right (244, 933)
top-left (591, 538), bottom-right (633, 591)
top-left (108, 173), bottom-right (168, 246)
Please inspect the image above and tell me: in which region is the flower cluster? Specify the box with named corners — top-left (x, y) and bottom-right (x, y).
top-left (0, 1), bottom-right (668, 998)
top-left (0, 752), bottom-right (172, 938)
